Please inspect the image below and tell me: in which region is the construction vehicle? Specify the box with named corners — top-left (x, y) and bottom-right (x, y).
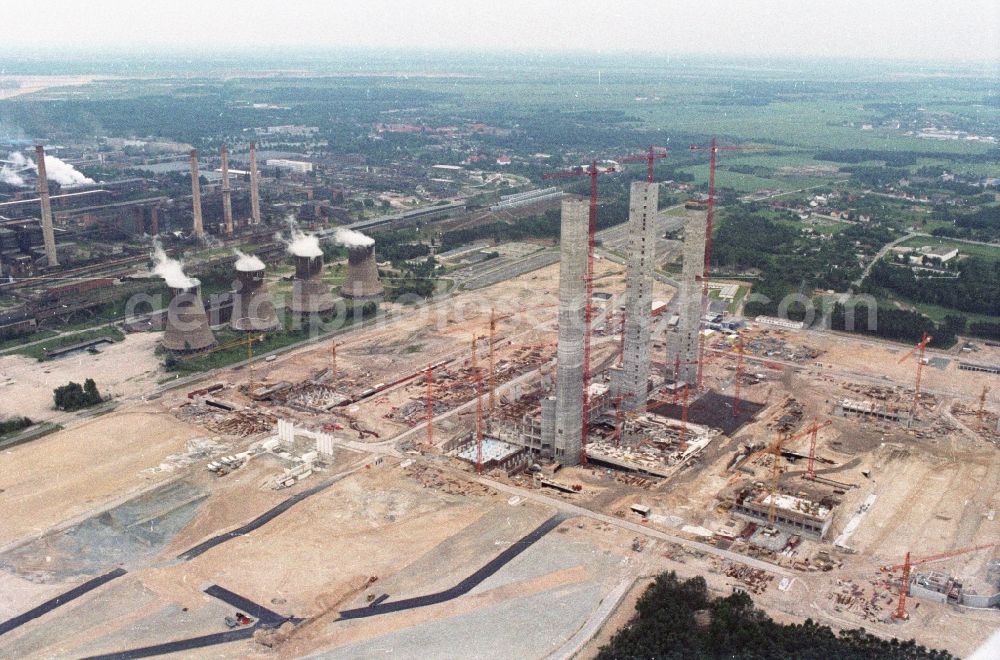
top-left (880, 542), bottom-right (998, 620)
top-left (224, 612), bottom-right (253, 628)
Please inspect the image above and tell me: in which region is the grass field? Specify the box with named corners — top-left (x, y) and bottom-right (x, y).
top-left (14, 326), bottom-right (126, 361)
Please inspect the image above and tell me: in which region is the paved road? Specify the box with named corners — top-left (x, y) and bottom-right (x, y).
top-left (338, 513), bottom-right (566, 620)
top-left (178, 465), bottom-right (363, 561)
top-left (850, 232), bottom-right (917, 289)
top-left (82, 629), bottom-right (257, 660)
top-left (0, 568), bottom-right (127, 637)
top-left (475, 477), bottom-right (793, 577)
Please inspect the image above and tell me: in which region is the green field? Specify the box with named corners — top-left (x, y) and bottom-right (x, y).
top-left (13, 326), bottom-right (126, 362)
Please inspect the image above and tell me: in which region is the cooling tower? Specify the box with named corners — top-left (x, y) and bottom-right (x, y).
top-left (290, 255), bottom-right (336, 314)
top-left (162, 280), bottom-right (217, 352)
top-left (231, 266), bottom-right (281, 331)
top-left (340, 245), bottom-right (384, 299)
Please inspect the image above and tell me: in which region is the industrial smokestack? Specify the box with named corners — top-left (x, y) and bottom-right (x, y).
top-left (220, 144), bottom-right (233, 237)
top-left (553, 198), bottom-right (589, 465)
top-left (34, 145), bottom-right (59, 267)
top-left (290, 254), bottom-right (336, 314)
top-left (231, 251), bottom-right (280, 331)
top-left (249, 141), bottom-right (261, 226)
top-left (189, 149), bottom-right (204, 239)
top-left (161, 280), bottom-right (217, 352)
top-left (341, 244), bottom-right (384, 299)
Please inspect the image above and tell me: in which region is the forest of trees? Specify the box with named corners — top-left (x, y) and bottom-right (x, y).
top-left (829, 302), bottom-right (954, 347)
top-left (862, 258), bottom-right (1000, 318)
top-left (598, 571), bottom-right (952, 660)
top-left (711, 212), bottom-right (884, 319)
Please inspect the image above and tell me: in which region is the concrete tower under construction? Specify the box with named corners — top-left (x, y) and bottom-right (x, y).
top-left (669, 210), bottom-right (708, 386)
top-left (551, 198), bottom-right (589, 465)
top-left (615, 181), bottom-right (659, 410)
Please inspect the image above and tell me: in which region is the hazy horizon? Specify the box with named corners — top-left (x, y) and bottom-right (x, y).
top-left (2, 0), bottom-right (998, 65)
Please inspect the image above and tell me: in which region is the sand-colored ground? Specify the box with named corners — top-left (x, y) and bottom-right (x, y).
top-left (0, 332), bottom-right (162, 422)
top-left (0, 75), bottom-right (110, 100)
top-left (0, 406), bottom-right (203, 549)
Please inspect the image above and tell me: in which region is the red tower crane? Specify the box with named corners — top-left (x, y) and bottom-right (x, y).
top-left (617, 145), bottom-right (669, 183)
top-left (544, 160), bottom-right (617, 464)
top-left (898, 332), bottom-right (933, 421)
top-left (732, 333), bottom-right (745, 418)
top-left (618, 310), bottom-right (626, 366)
top-left (688, 138), bottom-right (765, 389)
top-left (880, 543), bottom-right (998, 620)
top-left (801, 419), bottom-right (833, 480)
top-left (471, 334), bottom-right (484, 474)
top-left (976, 385), bottom-right (990, 433)
top-left (425, 363), bottom-right (434, 446)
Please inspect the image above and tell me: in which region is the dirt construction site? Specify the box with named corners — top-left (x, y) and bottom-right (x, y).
top-left (1, 249), bottom-right (999, 657)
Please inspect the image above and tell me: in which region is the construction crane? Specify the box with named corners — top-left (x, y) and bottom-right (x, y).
top-left (471, 334), bottom-right (484, 474)
top-left (543, 159), bottom-right (617, 464)
top-left (613, 394), bottom-right (624, 446)
top-left (898, 332), bottom-right (933, 422)
top-left (178, 332), bottom-right (266, 362)
top-left (688, 138), bottom-right (765, 389)
top-left (976, 384), bottom-right (990, 433)
top-left (618, 310), bottom-right (626, 366)
top-left (488, 307), bottom-right (509, 412)
top-left (880, 542), bottom-right (999, 620)
top-left (732, 333), bottom-right (745, 418)
top-left (617, 145), bottom-right (669, 183)
top-left (486, 303), bottom-right (555, 412)
top-left (425, 363), bottom-right (434, 446)
top-left (801, 419), bottom-right (833, 480)
top-left (766, 431), bottom-right (791, 524)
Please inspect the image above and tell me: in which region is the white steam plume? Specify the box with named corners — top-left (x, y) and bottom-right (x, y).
top-left (151, 239), bottom-right (196, 289)
top-left (276, 216), bottom-right (323, 258)
top-left (333, 226), bottom-right (374, 248)
top-left (233, 249), bottom-right (265, 271)
top-left (0, 152), bottom-right (31, 187)
top-left (39, 154), bottom-right (94, 186)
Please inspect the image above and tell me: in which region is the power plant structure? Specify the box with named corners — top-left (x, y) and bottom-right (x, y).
top-left (340, 244), bottom-right (384, 300)
top-left (613, 181), bottom-right (659, 410)
top-left (249, 141), bottom-right (262, 226)
top-left (189, 149), bottom-right (205, 239)
top-left (290, 254), bottom-right (336, 314)
top-left (669, 209), bottom-right (708, 386)
top-left (220, 144), bottom-right (234, 237)
top-left (230, 264), bottom-right (281, 332)
top-left (34, 145), bottom-right (59, 268)
top-left (542, 198), bottom-right (589, 466)
top-left (161, 280), bottom-right (217, 352)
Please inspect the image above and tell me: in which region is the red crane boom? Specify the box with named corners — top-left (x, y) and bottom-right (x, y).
top-left (617, 145), bottom-right (669, 183)
top-left (898, 332), bottom-right (933, 422)
top-left (688, 139), bottom-right (765, 389)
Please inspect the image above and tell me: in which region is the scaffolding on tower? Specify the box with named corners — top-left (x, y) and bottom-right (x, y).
top-left (544, 159), bottom-right (617, 464)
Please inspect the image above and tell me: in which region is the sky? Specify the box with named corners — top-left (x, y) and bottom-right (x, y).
top-left (4, 0), bottom-right (999, 63)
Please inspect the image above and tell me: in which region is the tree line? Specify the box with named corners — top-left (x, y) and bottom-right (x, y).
top-left (598, 571), bottom-right (952, 659)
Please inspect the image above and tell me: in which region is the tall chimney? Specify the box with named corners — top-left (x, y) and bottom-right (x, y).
top-left (189, 149), bottom-right (204, 239)
top-left (220, 144), bottom-right (233, 237)
top-left (34, 145), bottom-right (59, 267)
top-left (249, 141), bottom-right (261, 226)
